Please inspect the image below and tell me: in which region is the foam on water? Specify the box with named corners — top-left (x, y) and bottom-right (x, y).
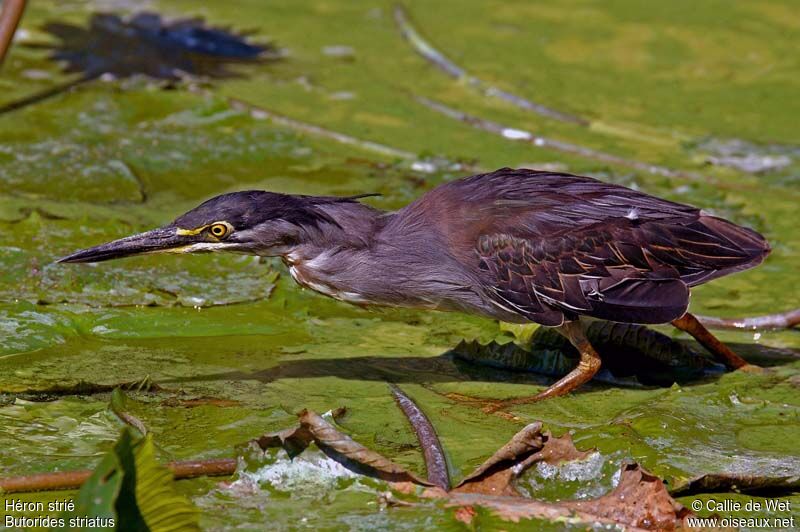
top-left (521, 451), bottom-right (629, 500)
top-left (220, 448), bottom-right (372, 500)
top-left (535, 451), bottom-right (606, 483)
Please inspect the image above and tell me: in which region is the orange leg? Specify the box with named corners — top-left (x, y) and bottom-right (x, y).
top-left (672, 312), bottom-right (749, 369)
top-left (485, 320), bottom-right (601, 411)
top-left (533, 320), bottom-right (602, 400)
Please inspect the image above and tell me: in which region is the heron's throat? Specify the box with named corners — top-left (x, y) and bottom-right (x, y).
top-left (283, 248), bottom-right (373, 305)
top-left (279, 201), bottom-right (389, 305)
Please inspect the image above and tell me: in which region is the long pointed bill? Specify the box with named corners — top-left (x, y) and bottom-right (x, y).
top-left (57, 226), bottom-right (189, 263)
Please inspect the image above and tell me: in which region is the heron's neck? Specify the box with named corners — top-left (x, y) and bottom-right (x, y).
top-left (282, 201), bottom-right (390, 302)
top-left (281, 201), bottom-right (478, 310)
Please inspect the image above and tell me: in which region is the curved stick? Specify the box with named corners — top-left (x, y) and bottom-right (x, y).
top-left (697, 308), bottom-right (800, 331)
top-left (110, 389), bottom-right (149, 436)
top-left (390, 384), bottom-right (450, 490)
top-left (0, 0), bottom-right (26, 67)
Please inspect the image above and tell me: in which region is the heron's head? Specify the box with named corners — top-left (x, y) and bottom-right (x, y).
top-left (58, 191), bottom-right (355, 263)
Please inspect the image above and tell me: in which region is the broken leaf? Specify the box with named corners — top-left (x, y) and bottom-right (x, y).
top-left (454, 422), bottom-right (543, 496)
top-left (566, 462), bottom-right (691, 529)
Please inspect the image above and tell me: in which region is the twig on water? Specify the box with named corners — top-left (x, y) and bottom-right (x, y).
top-left (697, 308), bottom-right (800, 331)
top-left (0, 0), bottom-right (26, 67)
top-left (0, 458), bottom-right (237, 494)
top-left (110, 388), bottom-right (148, 436)
top-left (225, 95), bottom-right (417, 161)
top-left (394, 4), bottom-right (587, 126)
top-left (416, 95), bottom-right (700, 180)
top-left (389, 384), bottom-right (450, 490)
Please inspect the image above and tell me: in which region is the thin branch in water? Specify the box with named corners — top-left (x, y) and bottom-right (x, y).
top-left (416, 95), bottom-right (703, 180)
top-left (224, 95), bottom-right (417, 161)
top-left (697, 308), bottom-right (800, 331)
top-left (0, 458), bottom-right (237, 494)
top-left (0, 0), bottom-right (26, 67)
top-left (393, 4), bottom-right (587, 126)
top-left (110, 389), bottom-right (148, 436)
top-left (389, 384), bottom-right (450, 490)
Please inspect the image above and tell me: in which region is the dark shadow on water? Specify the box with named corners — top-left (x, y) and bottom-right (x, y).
top-left (165, 341), bottom-right (799, 394)
top-left (43, 12), bottom-right (273, 80)
top-left (1, 11), bottom-right (277, 114)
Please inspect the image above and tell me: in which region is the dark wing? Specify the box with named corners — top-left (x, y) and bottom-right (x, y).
top-left (439, 168), bottom-right (769, 326)
top-left (476, 227), bottom-right (691, 325)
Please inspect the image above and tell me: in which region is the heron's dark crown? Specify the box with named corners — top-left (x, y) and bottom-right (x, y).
top-left (173, 190), bottom-right (367, 231)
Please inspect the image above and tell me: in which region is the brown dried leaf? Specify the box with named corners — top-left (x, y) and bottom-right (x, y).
top-left (447, 463), bottom-right (692, 530)
top-left (515, 430), bottom-right (594, 473)
top-left (453, 466), bottom-right (521, 497)
top-left (253, 410), bottom-right (691, 529)
top-left (670, 472), bottom-right (800, 497)
top-left (454, 424), bottom-right (594, 497)
top-left (454, 422), bottom-right (543, 495)
top-left (565, 462), bottom-right (692, 530)
top-left (298, 409), bottom-right (433, 486)
top-left (447, 492), bottom-right (614, 526)
top-left (252, 424), bottom-right (314, 458)
top-left (453, 506), bottom-right (477, 525)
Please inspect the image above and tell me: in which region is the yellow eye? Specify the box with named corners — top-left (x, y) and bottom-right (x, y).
top-left (209, 223), bottom-right (230, 238)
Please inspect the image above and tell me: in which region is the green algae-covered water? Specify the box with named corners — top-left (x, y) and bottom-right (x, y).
top-left (1, 0), bottom-right (799, 529)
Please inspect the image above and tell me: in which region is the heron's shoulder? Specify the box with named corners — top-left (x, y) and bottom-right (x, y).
top-left (428, 167), bottom-right (699, 224)
top-left (438, 167), bottom-right (599, 198)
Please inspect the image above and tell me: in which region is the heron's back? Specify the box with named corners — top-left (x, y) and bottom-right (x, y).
top-left (394, 168), bottom-right (770, 325)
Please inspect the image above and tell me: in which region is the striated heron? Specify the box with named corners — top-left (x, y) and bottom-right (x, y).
top-left (59, 168), bottom-right (770, 401)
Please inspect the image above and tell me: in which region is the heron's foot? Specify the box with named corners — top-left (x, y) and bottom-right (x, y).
top-left (672, 312), bottom-right (750, 369)
top-left (737, 363), bottom-right (766, 374)
top-left (483, 321), bottom-right (602, 413)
